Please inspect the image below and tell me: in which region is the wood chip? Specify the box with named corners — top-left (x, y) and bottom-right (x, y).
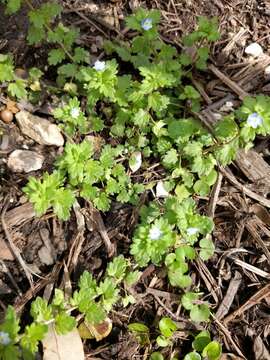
top-left (216, 271), bottom-right (242, 319)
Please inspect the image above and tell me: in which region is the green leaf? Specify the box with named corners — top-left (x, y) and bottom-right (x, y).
top-left (214, 116), bottom-right (239, 140)
top-left (199, 237), bottom-right (215, 260)
top-left (128, 322), bottom-right (150, 345)
top-left (20, 323), bottom-right (48, 354)
top-left (0, 306), bottom-right (20, 342)
top-left (192, 330), bottom-right (211, 352)
top-left (55, 312), bottom-right (76, 334)
top-left (98, 278), bottom-right (119, 311)
top-left (159, 317), bottom-right (177, 338)
top-left (0, 55), bottom-right (14, 81)
top-left (183, 352), bottom-right (201, 360)
top-left (128, 323), bottom-right (149, 333)
top-left (53, 188), bottom-right (75, 220)
top-left (202, 341), bottom-right (222, 360)
top-left (175, 184), bottom-right (190, 202)
top-left (0, 344), bottom-right (20, 360)
top-left (8, 80), bottom-right (27, 99)
top-left (181, 292), bottom-right (199, 310)
top-left (124, 270), bottom-right (141, 287)
top-left (85, 302), bottom-right (106, 325)
top-left (150, 352), bottom-right (164, 360)
top-left (4, 0), bottom-right (21, 13)
top-left (93, 193), bottom-right (111, 211)
top-left (162, 149), bottom-right (178, 167)
top-left (48, 48), bottom-right (66, 65)
top-left (30, 297), bottom-right (53, 323)
top-left (194, 180), bottom-right (210, 196)
top-left (168, 119), bottom-right (200, 140)
top-left (156, 335), bottom-right (170, 347)
top-left (106, 255), bottom-right (127, 281)
top-left (190, 304), bottom-right (210, 322)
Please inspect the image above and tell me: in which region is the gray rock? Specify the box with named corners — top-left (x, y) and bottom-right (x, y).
top-left (8, 149), bottom-right (44, 173)
top-left (16, 110), bottom-right (64, 146)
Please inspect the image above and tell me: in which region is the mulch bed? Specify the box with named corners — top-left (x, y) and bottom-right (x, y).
top-left (1, 0), bottom-right (270, 359)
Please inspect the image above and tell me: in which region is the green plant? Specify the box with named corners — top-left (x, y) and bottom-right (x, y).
top-left (183, 331), bottom-right (222, 360)
top-left (181, 292), bottom-right (210, 323)
top-left (156, 317), bottom-right (178, 347)
top-left (23, 140), bottom-right (144, 217)
top-left (0, 256), bottom-right (138, 359)
top-left (2, 2), bottom-right (270, 358)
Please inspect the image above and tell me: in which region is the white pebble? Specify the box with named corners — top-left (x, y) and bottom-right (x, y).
top-left (245, 43), bottom-right (263, 57)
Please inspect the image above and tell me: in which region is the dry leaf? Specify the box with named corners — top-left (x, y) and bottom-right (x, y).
top-left (129, 152), bottom-right (142, 173)
top-left (78, 318), bottom-right (112, 341)
top-left (156, 181), bottom-right (169, 198)
top-left (43, 325), bottom-right (84, 360)
top-left (6, 99), bottom-right (19, 114)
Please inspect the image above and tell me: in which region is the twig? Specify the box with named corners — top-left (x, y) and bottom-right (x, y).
top-left (1, 199), bottom-right (39, 289)
top-left (220, 167), bottom-right (270, 208)
top-left (0, 259), bottom-right (22, 296)
top-left (208, 64), bottom-right (249, 100)
top-left (207, 172), bottom-right (223, 218)
top-left (223, 283), bottom-right (270, 324)
top-left (216, 271), bottom-right (242, 320)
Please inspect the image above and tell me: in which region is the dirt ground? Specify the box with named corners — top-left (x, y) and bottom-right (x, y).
top-left (0, 1), bottom-right (270, 359)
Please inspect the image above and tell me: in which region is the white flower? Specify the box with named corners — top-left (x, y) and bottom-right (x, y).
top-left (0, 331), bottom-right (11, 345)
top-left (70, 107), bottom-right (80, 118)
top-left (149, 226), bottom-right (163, 240)
top-left (247, 113), bottom-right (263, 129)
top-left (93, 60), bottom-right (106, 71)
top-left (141, 18), bottom-right (153, 31)
top-left (187, 227), bottom-right (199, 236)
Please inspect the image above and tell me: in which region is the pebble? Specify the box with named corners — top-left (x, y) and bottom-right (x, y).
top-left (7, 149), bottom-right (44, 173)
top-left (245, 43), bottom-right (263, 57)
top-left (16, 110), bottom-right (64, 146)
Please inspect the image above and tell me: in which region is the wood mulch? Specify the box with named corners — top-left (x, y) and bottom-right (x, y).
top-left (0, 0), bottom-right (270, 359)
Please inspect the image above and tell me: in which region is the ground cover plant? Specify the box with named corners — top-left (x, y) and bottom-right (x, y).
top-left (0, 1), bottom-right (270, 359)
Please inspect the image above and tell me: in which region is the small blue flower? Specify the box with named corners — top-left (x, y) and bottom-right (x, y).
top-left (93, 60), bottom-right (106, 72)
top-left (247, 113), bottom-right (263, 129)
top-left (0, 331), bottom-right (11, 345)
top-left (70, 107), bottom-right (80, 118)
top-left (187, 227), bottom-right (199, 236)
top-left (149, 226), bottom-right (163, 240)
top-left (141, 18), bottom-right (153, 31)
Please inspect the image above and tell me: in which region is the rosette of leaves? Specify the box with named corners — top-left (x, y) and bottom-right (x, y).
top-left (130, 218), bottom-right (176, 266)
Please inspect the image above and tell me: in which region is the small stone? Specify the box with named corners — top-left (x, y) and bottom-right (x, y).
top-left (245, 43), bottom-right (263, 57)
top-left (8, 150), bottom-right (44, 173)
top-left (265, 65), bottom-right (270, 75)
top-left (38, 246), bottom-right (55, 265)
top-left (16, 110), bottom-right (64, 146)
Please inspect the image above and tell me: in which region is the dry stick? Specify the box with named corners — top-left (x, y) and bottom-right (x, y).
top-left (216, 270), bottom-right (242, 320)
top-left (212, 315), bottom-right (245, 358)
top-left (228, 256), bottom-right (270, 279)
top-left (219, 167), bottom-right (270, 208)
top-left (0, 259), bottom-right (22, 296)
top-left (1, 202), bottom-right (35, 289)
top-left (223, 283), bottom-right (270, 324)
top-left (246, 221), bottom-right (270, 264)
top-left (208, 64), bottom-right (250, 100)
top-left (14, 262), bottom-right (62, 316)
top-left (87, 202), bottom-right (115, 258)
top-left (207, 171), bottom-right (223, 218)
